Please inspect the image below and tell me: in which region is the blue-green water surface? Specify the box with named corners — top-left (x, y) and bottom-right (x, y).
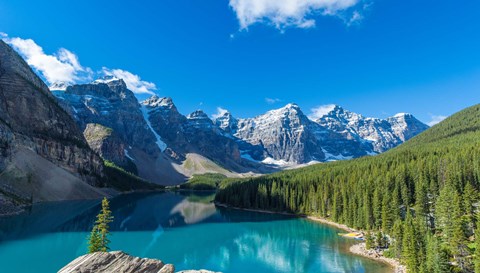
top-left (0, 191), bottom-right (391, 273)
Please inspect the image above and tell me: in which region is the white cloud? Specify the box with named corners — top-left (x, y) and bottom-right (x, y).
top-left (4, 36), bottom-right (92, 84)
top-left (229, 0), bottom-right (361, 29)
top-left (101, 67), bottom-right (157, 95)
top-left (212, 107), bottom-right (229, 119)
top-left (308, 104), bottom-right (336, 120)
top-left (265, 97), bottom-right (281, 104)
top-left (0, 32), bottom-right (8, 38)
top-left (347, 10), bottom-right (363, 25)
top-left (427, 114), bottom-right (446, 126)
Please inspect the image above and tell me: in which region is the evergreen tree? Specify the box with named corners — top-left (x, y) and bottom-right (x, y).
top-left (87, 197), bottom-right (114, 253)
top-left (475, 211), bottom-right (480, 273)
top-left (87, 225), bottom-right (101, 253)
top-left (402, 212), bottom-right (419, 272)
top-left (214, 104), bottom-right (480, 273)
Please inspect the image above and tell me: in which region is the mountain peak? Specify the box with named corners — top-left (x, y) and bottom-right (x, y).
top-left (49, 82), bottom-right (68, 91)
top-left (282, 103), bottom-right (301, 110)
top-left (187, 110), bottom-right (210, 120)
top-left (142, 96), bottom-right (174, 108)
top-left (392, 112), bottom-right (412, 118)
top-left (92, 75), bottom-right (121, 85)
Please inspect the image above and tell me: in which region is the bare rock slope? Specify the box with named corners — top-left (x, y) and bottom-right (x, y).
top-left (58, 251), bottom-right (219, 273)
top-left (0, 40), bottom-right (106, 213)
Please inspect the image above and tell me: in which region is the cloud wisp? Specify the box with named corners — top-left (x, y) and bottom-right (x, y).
top-left (212, 107), bottom-right (230, 119)
top-left (4, 36), bottom-right (93, 84)
top-left (265, 97), bottom-right (282, 104)
top-left (101, 68), bottom-right (157, 95)
top-left (1, 34), bottom-right (158, 95)
top-left (308, 104), bottom-right (336, 120)
top-left (427, 114), bottom-right (447, 126)
top-left (229, 0), bottom-right (362, 30)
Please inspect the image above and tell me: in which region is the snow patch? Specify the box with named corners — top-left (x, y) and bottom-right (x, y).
top-left (322, 148), bottom-right (353, 162)
top-left (141, 105), bottom-right (167, 152)
top-left (261, 157), bottom-right (292, 166)
top-left (92, 75), bottom-right (120, 84)
top-left (124, 149), bottom-right (135, 161)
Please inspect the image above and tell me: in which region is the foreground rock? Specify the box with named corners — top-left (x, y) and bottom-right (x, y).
top-left (58, 251), bottom-right (219, 273)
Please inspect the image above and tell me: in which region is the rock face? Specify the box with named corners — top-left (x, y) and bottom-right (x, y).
top-left (141, 96), bottom-right (260, 173)
top-left (54, 77), bottom-right (161, 158)
top-left (57, 251), bottom-right (175, 273)
top-left (315, 105), bottom-right (430, 153)
top-left (216, 104), bottom-right (429, 164)
top-left (58, 251), bottom-right (220, 273)
top-left (53, 77), bottom-right (180, 183)
top-left (83, 123), bottom-right (128, 167)
top-left (0, 40), bottom-right (105, 211)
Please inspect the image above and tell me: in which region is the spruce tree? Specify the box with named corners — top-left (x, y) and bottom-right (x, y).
top-left (87, 197), bottom-right (114, 253)
top-left (87, 225), bottom-right (101, 253)
top-left (402, 212), bottom-right (418, 272)
top-left (475, 211), bottom-right (480, 273)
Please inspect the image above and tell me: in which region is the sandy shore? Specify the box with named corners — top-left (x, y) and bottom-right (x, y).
top-left (215, 203), bottom-right (405, 273)
top-left (305, 215), bottom-right (355, 232)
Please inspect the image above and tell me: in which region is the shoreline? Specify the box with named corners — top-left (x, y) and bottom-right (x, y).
top-left (350, 243), bottom-right (406, 273)
top-left (215, 202), bottom-right (405, 273)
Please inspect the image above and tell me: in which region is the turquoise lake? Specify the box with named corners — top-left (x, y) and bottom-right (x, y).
top-left (0, 191), bottom-right (391, 273)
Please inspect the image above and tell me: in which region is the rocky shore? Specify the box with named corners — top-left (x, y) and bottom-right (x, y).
top-left (350, 243), bottom-right (406, 273)
top-left (58, 251), bottom-right (219, 273)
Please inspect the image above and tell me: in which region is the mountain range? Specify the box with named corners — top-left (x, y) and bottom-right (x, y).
top-left (52, 75), bottom-right (428, 184)
top-left (0, 39), bottom-right (429, 212)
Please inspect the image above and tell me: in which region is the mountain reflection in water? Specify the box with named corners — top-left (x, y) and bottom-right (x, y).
top-left (0, 191), bottom-right (391, 273)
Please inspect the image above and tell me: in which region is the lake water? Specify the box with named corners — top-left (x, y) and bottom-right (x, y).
top-left (0, 191), bottom-right (391, 273)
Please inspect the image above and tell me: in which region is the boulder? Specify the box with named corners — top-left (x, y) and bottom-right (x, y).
top-left (58, 251), bottom-right (174, 273)
top-left (58, 251), bottom-right (221, 273)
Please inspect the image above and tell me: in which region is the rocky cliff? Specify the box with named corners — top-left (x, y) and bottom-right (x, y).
top-left (58, 251), bottom-right (219, 273)
top-left (83, 123), bottom-right (128, 167)
top-left (215, 104), bottom-right (429, 164)
top-left (0, 40), bottom-right (106, 213)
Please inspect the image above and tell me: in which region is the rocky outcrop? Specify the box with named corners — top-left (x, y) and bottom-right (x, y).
top-left (142, 96), bottom-right (260, 173)
top-left (83, 123), bottom-right (128, 167)
top-left (54, 77), bottom-right (161, 158)
top-left (0, 40), bottom-right (106, 213)
top-left (58, 251), bottom-right (220, 273)
top-left (58, 251), bottom-right (175, 273)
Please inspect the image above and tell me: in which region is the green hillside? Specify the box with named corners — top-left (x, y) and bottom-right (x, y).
top-left (216, 104), bottom-right (480, 273)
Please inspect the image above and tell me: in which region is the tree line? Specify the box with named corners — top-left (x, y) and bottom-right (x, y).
top-left (216, 104), bottom-right (480, 272)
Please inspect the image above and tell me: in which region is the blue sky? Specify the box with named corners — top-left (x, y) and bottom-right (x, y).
top-left (1, 0), bottom-right (479, 125)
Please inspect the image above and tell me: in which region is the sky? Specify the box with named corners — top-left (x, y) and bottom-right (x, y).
top-left (0, 0), bottom-right (479, 125)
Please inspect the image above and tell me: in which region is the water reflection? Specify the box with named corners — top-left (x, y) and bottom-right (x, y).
top-left (0, 191), bottom-right (390, 273)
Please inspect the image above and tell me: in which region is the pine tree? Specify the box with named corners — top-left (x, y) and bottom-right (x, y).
top-left (88, 197), bottom-right (114, 253)
top-left (402, 212), bottom-right (419, 272)
top-left (475, 211), bottom-right (480, 273)
top-left (391, 219), bottom-right (404, 259)
top-left (87, 225), bottom-right (102, 253)
top-left (365, 231), bottom-right (374, 250)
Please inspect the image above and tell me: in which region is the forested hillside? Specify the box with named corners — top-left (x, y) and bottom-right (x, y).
top-left (216, 104), bottom-right (480, 273)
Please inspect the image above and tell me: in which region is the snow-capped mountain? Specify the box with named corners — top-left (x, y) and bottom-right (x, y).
top-left (213, 103), bottom-right (429, 163)
top-left (216, 103), bottom-right (379, 164)
top-left (49, 81), bottom-right (68, 91)
top-left (50, 78), bottom-right (428, 184)
top-left (314, 105), bottom-right (429, 153)
top-left (141, 96), bottom-right (255, 172)
top-left (53, 78), bottom-right (162, 173)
